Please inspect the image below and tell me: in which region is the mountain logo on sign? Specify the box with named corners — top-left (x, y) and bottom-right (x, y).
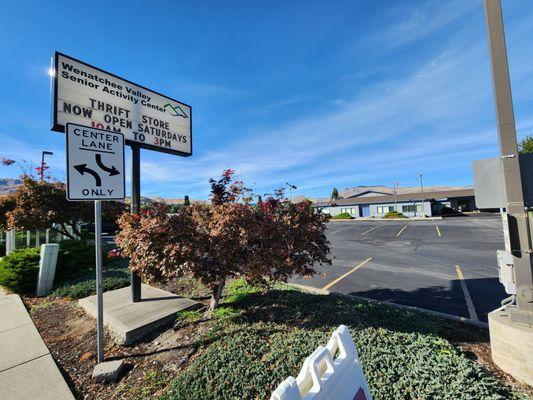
top-left (163, 103), bottom-right (188, 118)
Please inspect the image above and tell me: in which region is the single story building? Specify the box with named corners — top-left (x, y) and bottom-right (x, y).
top-left (316, 188), bottom-right (476, 218)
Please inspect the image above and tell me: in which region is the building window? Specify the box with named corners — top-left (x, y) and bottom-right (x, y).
top-left (402, 204), bottom-right (423, 213)
top-left (378, 206), bottom-right (394, 214)
top-left (341, 208), bottom-right (357, 214)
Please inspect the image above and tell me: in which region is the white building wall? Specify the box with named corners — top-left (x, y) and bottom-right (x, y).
top-left (370, 201), bottom-right (432, 217)
top-left (320, 205), bottom-right (360, 217)
top-left (321, 201), bottom-right (433, 218)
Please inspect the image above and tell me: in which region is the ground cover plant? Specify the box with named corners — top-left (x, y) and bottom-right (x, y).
top-left (161, 283), bottom-right (531, 400)
top-left (51, 254), bottom-right (130, 299)
top-left (26, 277), bottom-right (533, 399)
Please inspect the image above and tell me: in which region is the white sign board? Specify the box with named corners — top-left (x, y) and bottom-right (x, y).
top-left (271, 325), bottom-right (372, 400)
top-left (52, 52), bottom-right (192, 157)
top-left (66, 123), bottom-right (125, 201)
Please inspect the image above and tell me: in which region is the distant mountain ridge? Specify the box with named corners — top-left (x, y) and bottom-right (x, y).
top-left (0, 178), bottom-right (22, 196)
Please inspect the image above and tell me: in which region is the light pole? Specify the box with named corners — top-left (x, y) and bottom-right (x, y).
top-left (40, 150), bottom-right (53, 181)
top-left (419, 173), bottom-right (424, 215)
top-left (484, 0), bottom-right (533, 318)
top-left (483, 0), bottom-right (533, 386)
top-left (286, 183), bottom-right (297, 201)
top-left (393, 179), bottom-right (398, 212)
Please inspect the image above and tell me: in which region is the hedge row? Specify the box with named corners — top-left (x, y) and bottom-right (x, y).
top-left (0, 239), bottom-right (100, 294)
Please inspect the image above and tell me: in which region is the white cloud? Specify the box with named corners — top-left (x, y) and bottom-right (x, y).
top-left (137, 1), bottom-right (533, 199)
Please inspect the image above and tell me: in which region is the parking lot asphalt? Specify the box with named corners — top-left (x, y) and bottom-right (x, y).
top-left (290, 214), bottom-right (507, 322)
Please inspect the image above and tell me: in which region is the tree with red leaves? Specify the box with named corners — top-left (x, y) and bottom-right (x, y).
top-left (6, 176), bottom-right (127, 239)
top-left (116, 170), bottom-right (331, 312)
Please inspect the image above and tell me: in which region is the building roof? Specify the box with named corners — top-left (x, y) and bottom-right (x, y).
top-left (317, 188), bottom-right (475, 207)
top-left (340, 185), bottom-right (472, 198)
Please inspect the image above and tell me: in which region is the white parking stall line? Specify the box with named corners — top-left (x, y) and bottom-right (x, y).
top-left (361, 225), bottom-right (380, 236)
top-left (322, 257), bottom-right (373, 290)
top-left (455, 265), bottom-right (479, 321)
top-left (396, 225), bottom-right (408, 237)
top-left (330, 226), bottom-right (353, 234)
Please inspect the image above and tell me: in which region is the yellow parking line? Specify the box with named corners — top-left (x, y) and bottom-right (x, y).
top-left (396, 225), bottom-right (408, 237)
top-left (455, 265), bottom-right (479, 321)
top-left (322, 257), bottom-right (372, 290)
top-left (361, 226), bottom-right (380, 236)
top-left (436, 225), bottom-right (441, 238)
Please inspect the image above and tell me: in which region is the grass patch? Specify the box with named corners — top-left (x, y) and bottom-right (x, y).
top-left (211, 306), bottom-right (235, 319)
top-left (177, 310), bottom-right (202, 323)
top-left (118, 369), bottom-right (170, 400)
top-left (161, 283), bottom-right (528, 400)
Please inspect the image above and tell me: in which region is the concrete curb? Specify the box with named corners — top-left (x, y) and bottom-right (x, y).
top-left (287, 283), bottom-right (488, 329)
top-left (329, 217), bottom-right (443, 222)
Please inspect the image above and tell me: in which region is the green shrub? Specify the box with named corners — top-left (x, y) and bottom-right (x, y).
top-left (0, 247), bottom-right (41, 293)
top-left (55, 240), bottom-right (103, 283)
top-left (384, 210), bottom-right (405, 219)
top-left (331, 212), bottom-right (353, 219)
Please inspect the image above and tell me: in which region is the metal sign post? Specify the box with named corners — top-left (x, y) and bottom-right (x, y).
top-left (66, 123), bottom-right (125, 362)
top-left (130, 145), bottom-right (142, 302)
top-left (94, 200), bottom-right (104, 363)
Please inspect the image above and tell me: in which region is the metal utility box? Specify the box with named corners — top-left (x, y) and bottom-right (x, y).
top-left (473, 154), bottom-right (533, 209)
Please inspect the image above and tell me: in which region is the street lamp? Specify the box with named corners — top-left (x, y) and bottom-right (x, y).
top-left (419, 173), bottom-right (424, 215)
top-left (286, 182), bottom-right (297, 201)
top-left (40, 150), bottom-right (53, 181)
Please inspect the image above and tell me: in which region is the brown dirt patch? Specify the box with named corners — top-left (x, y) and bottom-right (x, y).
top-left (24, 296), bottom-right (212, 400)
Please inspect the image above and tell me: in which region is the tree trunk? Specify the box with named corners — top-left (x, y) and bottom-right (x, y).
top-left (208, 280), bottom-right (226, 313)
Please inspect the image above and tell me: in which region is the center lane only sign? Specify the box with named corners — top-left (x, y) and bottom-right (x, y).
top-left (66, 123), bottom-right (125, 201)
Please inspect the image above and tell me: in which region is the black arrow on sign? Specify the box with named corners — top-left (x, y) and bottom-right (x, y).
top-left (95, 154), bottom-right (120, 176)
top-left (74, 164), bottom-right (102, 187)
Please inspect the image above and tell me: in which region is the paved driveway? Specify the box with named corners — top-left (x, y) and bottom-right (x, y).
top-left (291, 214), bottom-right (506, 322)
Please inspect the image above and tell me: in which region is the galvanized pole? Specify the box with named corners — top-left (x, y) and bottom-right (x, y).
top-left (130, 145), bottom-right (142, 302)
top-left (95, 200), bottom-right (104, 363)
top-left (419, 174), bottom-right (424, 215)
top-left (484, 0), bottom-right (533, 319)
top-left (392, 179), bottom-right (398, 212)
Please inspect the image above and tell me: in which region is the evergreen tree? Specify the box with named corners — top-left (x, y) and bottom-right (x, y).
top-left (184, 195), bottom-right (191, 206)
top-left (518, 135), bottom-right (533, 154)
top-left (331, 187), bottom-right (340, 201)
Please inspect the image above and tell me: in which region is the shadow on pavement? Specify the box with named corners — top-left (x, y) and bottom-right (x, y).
top-left (347, 277), bottom-right (506, 323)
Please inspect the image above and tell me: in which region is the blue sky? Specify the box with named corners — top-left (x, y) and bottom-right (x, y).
top-left (1, 0), bottom-right (533, 199)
